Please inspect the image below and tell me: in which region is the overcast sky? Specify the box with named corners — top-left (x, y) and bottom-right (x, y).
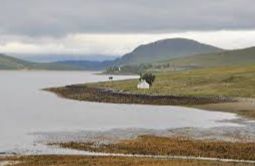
top-left (0, 0), bottom-right (255, 56)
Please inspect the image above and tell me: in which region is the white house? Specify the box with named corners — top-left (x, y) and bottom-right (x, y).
top-left (137, 80), bottom-right (150, 89)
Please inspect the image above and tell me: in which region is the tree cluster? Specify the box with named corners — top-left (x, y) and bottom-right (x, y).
top-left (140, 73), bottom-right (156, 86)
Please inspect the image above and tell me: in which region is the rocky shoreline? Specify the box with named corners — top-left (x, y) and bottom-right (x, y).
top-left (46, 85), bottom-right (235, 106)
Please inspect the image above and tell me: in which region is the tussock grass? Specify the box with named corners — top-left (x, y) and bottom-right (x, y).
top-left (58, 135), bottom-right (255, 161)
top-left (2, 155), bottom-right (254, 166)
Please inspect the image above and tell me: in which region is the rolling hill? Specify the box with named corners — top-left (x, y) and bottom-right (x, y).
top-left (115, 38), bottom-right (223, 65)
top-left (162, 46), bottom-right (255, 68)
top-left (0, 54), bottom-right (32, 69)
top-left (0, 54), bottom-right (108, 70)
top-left (1, 38), bottom-right (255, 71)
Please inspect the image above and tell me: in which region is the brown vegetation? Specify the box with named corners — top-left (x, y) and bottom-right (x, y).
top-left (57, 135), bottom-right (255, 161)
top-left (194, 99), bottom-right (255, 119)
top-left (1, 155), bottom-right (254, 166)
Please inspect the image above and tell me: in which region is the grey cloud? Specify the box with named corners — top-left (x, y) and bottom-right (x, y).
top-left (0, 0), bottom-right (255, 36)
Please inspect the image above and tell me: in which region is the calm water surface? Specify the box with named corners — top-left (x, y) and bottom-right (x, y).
top-left (0, 71), bottom-right (238, 154)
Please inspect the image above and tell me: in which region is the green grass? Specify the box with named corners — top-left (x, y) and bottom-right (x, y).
top-left (89, 65), bottom-right (255, 98)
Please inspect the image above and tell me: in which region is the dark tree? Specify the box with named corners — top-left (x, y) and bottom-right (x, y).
top-left (140, 73), bottom-right (156, 86)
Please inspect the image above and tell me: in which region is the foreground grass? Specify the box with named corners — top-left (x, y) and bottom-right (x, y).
top-left (2, 155), bottom-right (254, 166)
top-left (57, 135), bottom-right (255, 161)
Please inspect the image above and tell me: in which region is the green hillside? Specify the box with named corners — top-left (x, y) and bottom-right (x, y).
top-left (0, 53), bottom-right (116, 71)
top-left (161, 47), bottom-right (255, 69)
top-left (115, 38), bottom-right (223, 65)
top-left (91, 65), bottom-right (255, 98)
top-left (2, 40), bottom-right (255, 72)
top-left (0, 54), bottom-right (32, 69)
top-left (0, 54), bottom-right (85, 70)
top-left (106, 46), bottom-right (255, 74)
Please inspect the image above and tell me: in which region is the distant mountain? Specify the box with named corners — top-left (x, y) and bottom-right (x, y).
top-left (115, 38), bottom-right (223, 65)
top-left (18, 54), bottom-right (118, 63)
top-left (164, 46), bottom-right (255, 68)
top-left (2, 38), bottom-right (254, 72)
top-left (0, 53), bottom-right (114, 70)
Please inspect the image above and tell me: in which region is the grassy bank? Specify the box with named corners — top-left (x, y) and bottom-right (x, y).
top-left (2, 155), bottom-right (254, 166)
top-left (57, 135), bottom-right (255, 161)
top-left (91, 65), bottom-right (255, 98)
top-left (47, 65), bottom-right (255, 118)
